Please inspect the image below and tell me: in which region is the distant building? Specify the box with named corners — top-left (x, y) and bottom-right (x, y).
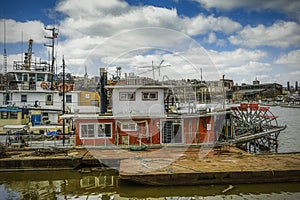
top-left (232, 79), bottom-right (282, 101)
top-left (206, 78), bottom-right (234, 101)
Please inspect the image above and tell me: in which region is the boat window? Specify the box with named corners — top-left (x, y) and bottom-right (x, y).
top-left (97, 123), bottom-right (112, 138)
top-left (119, 92), bottom-right (135, 101)
top-left (46, 94), bottom-right (53, 105)
top-left (81, 125), bottom-right (88, 137)
top-left (1, 112), bottom-right (8, 119)
top-left (81, 123), bottom-right (112, 138)
top-left (23, 74), bottom-right (28, 82)
top-left (66, 95), bottom-right (72, 103)
top-left (121, 122), bottom-right (137, 131)
top-left (80, 124), bottom-right (95, 138)
top-left (37, 74), bottom-right (45, 81)
top-left (142, 92), bottom-right (158, 101)
top-left (10, 112), bottom-right (18, 119)
top-left (29, 74), bottom-right (35, 81)
top-left (21, 94), bottom-right (27, 102)
top-left (17, 73), bottom-right (22, 81)
top-left (87, 124), bottom-right (94, 137)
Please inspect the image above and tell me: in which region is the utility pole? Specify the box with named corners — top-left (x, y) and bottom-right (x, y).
top-left (62, 56), bottom-right (66, 146)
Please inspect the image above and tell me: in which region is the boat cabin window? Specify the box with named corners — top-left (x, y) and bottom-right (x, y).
top-left (21, 94), bottom-right (27, 102)
top-left (46, 94), bottom-right (53, 105)
top-left (37, 73), bottom-right (45, 81)
top-left (23, 74), bottom-right (28, 82)
top-left (0, 110), bottom-right (21, 120)
top-left (121, 122), bottom-right (137, 131)
top-left (97, 124), bottom-right (112, 138)
top-left (81, 124), bottom-right (94, 138)
top-left (10, 112), bottom-right (18, 119)
top-left (119, 92), bottom-right (135, 101)
top-left (142, 92), bottom-right (158, 101)
top-left (80, 123), bottom-right (112, 138)
top-left (66, 95), bottom-right (72, 103)
top-left (17, 73), bottom-right (22, 81)
top-left (29, 74), bottom-right (35, 81)
top-left (0, 112), bottom-right (8, 119)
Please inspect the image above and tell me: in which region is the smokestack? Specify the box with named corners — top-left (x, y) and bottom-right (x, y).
top-left (296, 81), bottom-right (298, 92)
top-left (287, 81), bottom-right (290, 92)
top-left (99, 68), bottom-right (108, 114)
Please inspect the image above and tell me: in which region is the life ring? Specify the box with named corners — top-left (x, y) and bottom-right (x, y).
top-left (58, 83), bottom-right (63, 92)
top-left (58, 83), bottom-right (71, 93)
top-left (52, 84), bottom-right (56, 90)
top-left (40, 82), bottom-right (48, 89)
top-left (68, 84), bottom-right (74, 91)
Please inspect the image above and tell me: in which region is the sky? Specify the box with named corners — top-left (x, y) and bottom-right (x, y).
top-left (0, 0), bottom-right (299, 86)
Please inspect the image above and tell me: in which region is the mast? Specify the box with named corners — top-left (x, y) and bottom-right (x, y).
top-left (3, 18), bottom-right (9, 105)
top-left (3, 18), bottom-right (7, 74)
top-left (44, 27), bottom-right (58, 89)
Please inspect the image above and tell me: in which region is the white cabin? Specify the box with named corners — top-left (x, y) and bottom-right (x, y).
top-left (108, 85), bottom-right (167, 117)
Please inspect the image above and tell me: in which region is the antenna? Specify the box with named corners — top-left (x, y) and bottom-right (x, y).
top-left (139, 60), bottom-right (170, 80)
top-left (3, 18), bottom-right (7, 74)
top-left (21, 31), bottom-right (23, 62)
top-left (200, 67), bottom-right (202, 83)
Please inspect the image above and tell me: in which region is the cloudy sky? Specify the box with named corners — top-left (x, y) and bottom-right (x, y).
top-left (0, 0), bottom-right (299, 86)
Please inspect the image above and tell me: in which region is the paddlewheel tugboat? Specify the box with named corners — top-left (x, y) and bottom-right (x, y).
top-left (73, 68), bottom-right (286, 152)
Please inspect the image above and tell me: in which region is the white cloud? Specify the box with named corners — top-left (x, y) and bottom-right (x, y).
top-left (207, 48), bottom-right (267, 68)
top-left (56, 1), bottom-right (181, 39)
top-left (202, 48), bottom-right (272, 84)
top-left (226, 61), bottom-right (271, 75)
top-left (229, 21), bottom-right (300, 48)
top-left (56, 0), bottom-right (129, 18)
top-left (50, 0), bottom-right (244, 78)
top-left (0, 19), bottom-right (46, 43)
top-left (204, 32), bottom-right (226, 46)
top-left (55, 0), bottom-right (241, 40)
top-left (184, 14), bottom-right (242, 36)
top-left (275, 49), bottom-right (300, 67)
top-left (194, 0), bottom-right (300, 21)
top-left (206, 32), bottom-right (216, 43)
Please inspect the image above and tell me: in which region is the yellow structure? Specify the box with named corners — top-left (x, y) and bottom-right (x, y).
top-left (79, 91), bottom-right (100, 107)
top-left (0, 107), bottom-right (29, 134)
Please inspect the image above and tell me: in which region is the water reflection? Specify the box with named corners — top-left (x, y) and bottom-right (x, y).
top-left (0, 170), bottom-right (118, 199)
top-left (0, 170), bottom-right (299, 199)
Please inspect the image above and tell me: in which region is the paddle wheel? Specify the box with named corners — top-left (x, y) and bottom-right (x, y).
top-left (230, 103), bottom-right (285, 153)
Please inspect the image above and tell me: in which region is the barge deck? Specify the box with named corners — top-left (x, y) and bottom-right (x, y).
top-left (1, 146), bottom-right (299, 186)
top-left (118, 147), bottom-right (300, 185)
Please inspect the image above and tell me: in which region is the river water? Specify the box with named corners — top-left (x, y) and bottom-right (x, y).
top-left (0, 106), bottom-right (299, 199)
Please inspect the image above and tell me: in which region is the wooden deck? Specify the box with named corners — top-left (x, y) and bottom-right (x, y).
top-left (119, 147), bottom-right (300, 185)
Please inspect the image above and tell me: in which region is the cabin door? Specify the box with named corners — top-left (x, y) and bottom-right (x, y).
top-left (161, 120), bottom-right (183, 144)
